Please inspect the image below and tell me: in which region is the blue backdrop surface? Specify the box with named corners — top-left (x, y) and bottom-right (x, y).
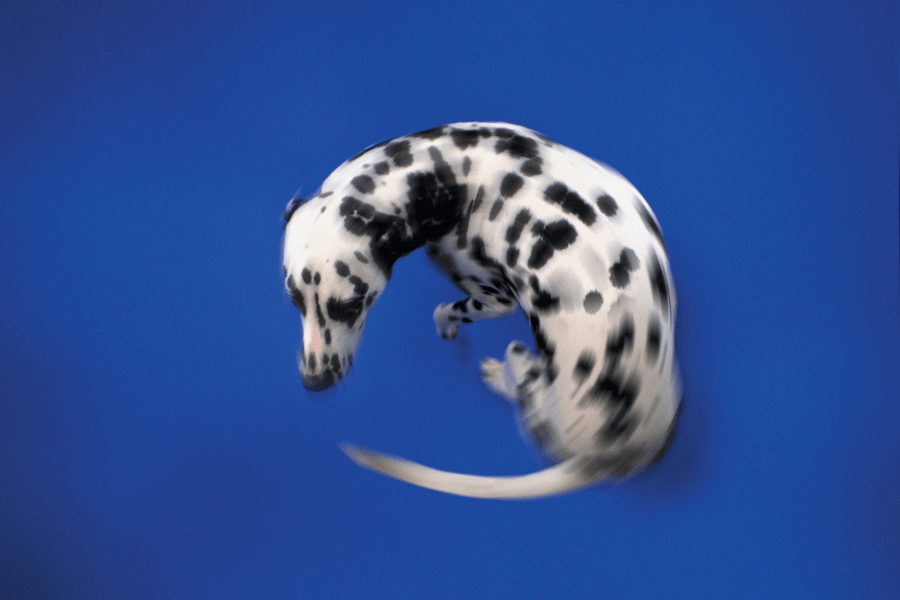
top-left (2, 1), bottom-right (899, 598)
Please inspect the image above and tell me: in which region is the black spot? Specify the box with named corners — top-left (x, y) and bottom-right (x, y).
top-left (583, 291), bottom-right (603, 314)
top-left (334, 260), bottom-right (350, 277)
top-left (456, 200), bottom-right (473, 249)
top-left (351, 175), bottom-right (375, 194)
top-left (324, 329), bottom-right (332, 345)
top-left (506, 246), bottom-right (519, 267)
top-left (471, 185), bottom-right (485, 213)
top-left (348, 275), bottom-right (369, 296)
top-left (495, 134), bottom-right (540, 160)
top-left (646, 316), bottom-right (661, 363)
top-left (528, 240), bottom-right (553, 270)
top-left (461, 156), bottom-right (471, 176)
top-left (649, 252), bottom-right (671, 314)
top-left (338, 194), bottom-right (371, 222)
top-left (505, 209), bottom-right (532, 244)
top-left (609, 248), bottom-right (639, 288)
top-left (452, 299), bottom-right (468, 313)
top-left (573, 351), bottom-right (596, 381)
top-left (529, 313), bottom-right (555, 359)
top-left (308, 353), bottom-right (317, 371)
top-left (520, 158), bottom-right (543, 176)
top-left (450, 129), bottom-right (479, 149)
top-left (597, 408), bottom-right (639, 444)
top-left (313, 272), bottom-right (321, 285)
top-left (500, 172), bottom-right (524, 197)
top-left (326, 295), bottom-right (365, 327)
top-left (527, 219), bottom-right (578, 270)
top-left (604, 314), bottom-right (635, 371)
top-left (472, 299), bottom-right (483, 310)
top-left (544, 182), bottom-right (597, 226)
top-left (287, 275), bottom-right (306, 316)
top-left (636, 200), bottom-right (666, 249)
top-left (314, 293), bottom-right (326, 328)
top-left (597, 194), bottom-right (618, 217)
top-left (450, 127), bottom-right (490, 149)
top-left (319, 191), bottom-right (333, 198)
top-left (354, 251), bottom-right (369, 264)
top-left (410, 126), bottom-right (445, 140)
top-left (374, 161), bottom-right (390, 175)
top-left (489, 198), bottom-right (504, 221)
top-left (546, 362), bottom-right (559, 385)
top-left (384, 140), bottom-right (413, 167)
top-left (427, 146), bottom-right (457, 187)
top-left (469, 236), bottom-right (492, 269)
top-left (542, 220), bottom-right (578, 247)
top-left (301, 268), bottom-right (312, 284)
top-left (531, 289), bottom-right (559, 312)
top-left (583, 371), bottom-right (640, 443)
top-left (405, 169), bottom-right (466, 242)
top-left (529, 275), bottom-right (560, 313)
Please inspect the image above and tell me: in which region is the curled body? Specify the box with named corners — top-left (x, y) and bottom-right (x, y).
top-left (283, 122), bottom-right (680, 499)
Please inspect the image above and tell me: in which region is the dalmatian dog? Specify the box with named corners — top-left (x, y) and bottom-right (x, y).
top-left (283, 122), bottom-right (680, 499)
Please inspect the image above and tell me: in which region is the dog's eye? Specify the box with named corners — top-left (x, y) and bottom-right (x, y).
top-left (326, 296), bottom-right (365, 327)
top-left (286, 275), bottom-right (306, 316)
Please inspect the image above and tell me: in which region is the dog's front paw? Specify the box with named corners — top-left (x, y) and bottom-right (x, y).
top-left (433, 303), bottom-right (459, 339)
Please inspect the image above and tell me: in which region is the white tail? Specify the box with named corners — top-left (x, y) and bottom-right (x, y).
top-left (340, 443), bottom-right (599, 500)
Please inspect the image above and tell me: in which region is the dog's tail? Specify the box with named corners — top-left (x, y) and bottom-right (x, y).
top-left (340, 443), bottom-right (599, 499)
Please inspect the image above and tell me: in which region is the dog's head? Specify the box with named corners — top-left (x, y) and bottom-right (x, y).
top-left (283, 194), bottom-right (388, 391)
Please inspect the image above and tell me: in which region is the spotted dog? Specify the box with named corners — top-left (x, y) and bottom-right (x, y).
top-left (283, 122), bottom-right (680, 499)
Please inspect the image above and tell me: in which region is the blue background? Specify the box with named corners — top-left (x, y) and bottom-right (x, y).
top-left (2, 1), bottom-right (899, 598)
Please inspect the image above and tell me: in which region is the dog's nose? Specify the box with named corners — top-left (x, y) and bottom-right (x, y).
top-left (302, 370), bottom-right (337, 392)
